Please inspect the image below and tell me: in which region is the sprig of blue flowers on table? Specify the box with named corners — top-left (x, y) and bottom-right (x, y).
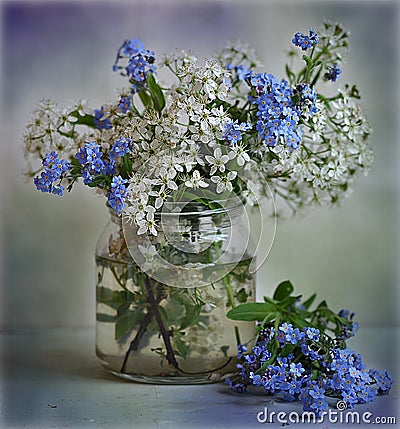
top-left (225, 281), bottom-right (393, 415)
top-left (24, 21), bottom-right (373, 232)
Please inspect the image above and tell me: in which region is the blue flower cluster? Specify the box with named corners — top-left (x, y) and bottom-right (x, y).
top-left (94, 106), bottom-right (112, 130)
top-left (109, 137), bottom-right (131, 161)
top-left (226, 63), bottom-right (251, 82)
top-left (324, 347), bottom-right (388, 408)
top-left (324, 64), bottom-right (342, 82)
top-left (113, 38), bottom-right (156, 92)
top-left (224, 120), bottom-right (252, 145)
top-left (338, 309), bottom-right (359, 339)
top-left (74, 138), bottom-right (131, 214)
top-left (75, 142), bottom-right (108, 184)
top-left (227, 42), bottom-right (320, 150)
top-left (94, 96), bottom-right (131, 131)
top-left (108, 175), bottom-right (128, 214)
top-left (297, 83), bottom-right (318, 115)
top-left (292, 28), bottom-right (319, 51)
top-left (34, 151), bottom-right (70, 196)
top-left (117, 96), bottom-right (132, 114)
top-left (226, 322), bottom-right (393, 416)
top-left (247, 73), bottom-right (317, 148)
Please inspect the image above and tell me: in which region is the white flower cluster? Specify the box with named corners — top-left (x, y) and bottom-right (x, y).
top-left (108, 56), bottom-right (251, 234)
top-left (23, 98), bottom-right (95, 180)
top-left (23, 100), bottom-right (89, 156)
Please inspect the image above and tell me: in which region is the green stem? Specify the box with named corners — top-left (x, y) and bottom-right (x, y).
top-left (120, 311), bottom-right (152, 373)
top-left (256, 316), bottom-right (281, 374)
top-left (143, 276), bottom-right (180, 370)
top-left (120, 284), bottom-right (165, 374)
top-left (304, 45), bottom-right (317, 83)
top-left (110, 265), bottom-right (126, 290)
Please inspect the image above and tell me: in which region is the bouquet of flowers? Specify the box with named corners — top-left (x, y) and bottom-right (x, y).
top-left (24, 21), bottom-right (373, 229)
top-left (23, 22), bottom-right (392, 405)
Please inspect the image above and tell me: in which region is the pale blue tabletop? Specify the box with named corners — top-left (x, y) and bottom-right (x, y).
top-left (1, 328), bottom-right (398, 429)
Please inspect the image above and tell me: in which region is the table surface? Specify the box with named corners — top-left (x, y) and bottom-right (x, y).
top-left (0, 327), bottom-right (398, 429)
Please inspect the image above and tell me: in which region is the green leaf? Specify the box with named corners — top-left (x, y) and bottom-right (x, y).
top-left (138, 89), bottom-right (153, 108)
top-left (70, 111), bottom-right (96, 128)
top-left (157, 305), bottom-right (169, 326)
top-left (285, 64), bottom-right (295, 82)
top-left (263, 296), bottom-right (276, 305)
top-left (96, 287), bottom-right (129, 307)
top-left (146, 73), bottom-right (165, 111)
top-left (179, 304), bottom-right (202, 330)
top-left (122, 153), bottom-right (133, 176)
top-left (273, 280), bottom-right (294, 301)
top-left (70, 157), bottom-right (82, 168)
top-left (311, 64), bottom-right (323, 87)
top-left (303, 293), bottom-right (317, 310)
top-left (280, 343), bottom-right (295, 357)
top-left (86, 174), bottom-right (111, 188)
top-left (260, 312), bottom-right (275, 324)
top-left (235, 288), bottom-right (249, 303)
top-left (278, 295), bottom-right (301, 309)
top-left (288, 312), bottom-right (319, 330)
top-left (115, 310), bottom-right (143, 340)
top-left (226, 302), bottom-right (276, 321)
top-left (296, 308), bottom-right (312, 319)
top-left (257, 341), bottom-right (278, 373)
top-left (174, 333), bottom-right (188, 359)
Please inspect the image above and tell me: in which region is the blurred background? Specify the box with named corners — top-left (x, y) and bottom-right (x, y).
top-left (1, 0), bottom-right (398, 333)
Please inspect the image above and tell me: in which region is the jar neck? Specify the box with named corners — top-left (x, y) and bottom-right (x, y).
top-left (108, 206), bottom-right (123, 226)
top-left (107, 199), bottom-right (252, 263)
top-left (108, 199), bottom-right (244, 230)
top-left (158, 198), bottom-right (244, 229)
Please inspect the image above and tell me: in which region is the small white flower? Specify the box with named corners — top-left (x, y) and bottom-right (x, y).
top-left (230, 144), bottom-right (250, 167)
top-left (211, 171), bottom-right (237, 193)
top-left (57, 108), bottom-right (78, 131)
top-left (149, 185), bottom-right (172, 209)
top-left (205, 147), bottom-right (230, 175)
top-left (204, 81), bottom-right (218, 101)
top-left (179, 153), bottom-right (196, 172)
top-left (185, 142), bottom-right (205, 167)
top-left (188, 124), bottom-right (212, 145)
top-left (74, 99), bottom-right (93, 116)
top-left (217, 39), bottom-right (265, 71)
top-left (216, 82), bottom-right (231, 101)
top-left (190, 107), bottom-right (212, 131)
top-left (137, 243), bottom-right (159, 272)
top-left (137, 206), bottom-right (158, 236)
top-left (185, 170), bottom-right (209, 189)
top-left (209, 106), bottom-right (228, 127)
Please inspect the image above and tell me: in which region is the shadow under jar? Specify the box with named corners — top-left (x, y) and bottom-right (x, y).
top-left (95, 198), bottom-right (256, 384)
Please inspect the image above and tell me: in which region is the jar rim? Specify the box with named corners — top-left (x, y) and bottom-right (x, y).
top-left (108, 196), bottom-right (245, 219)
top-left (159, 196), bottom-right (245, 218)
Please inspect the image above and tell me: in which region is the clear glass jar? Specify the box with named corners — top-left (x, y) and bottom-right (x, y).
top-left (95, 199), bottom-right (256, 384)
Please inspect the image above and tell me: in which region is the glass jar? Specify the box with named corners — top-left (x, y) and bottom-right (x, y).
top-left (95, 198), bottom-right (256, 384)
